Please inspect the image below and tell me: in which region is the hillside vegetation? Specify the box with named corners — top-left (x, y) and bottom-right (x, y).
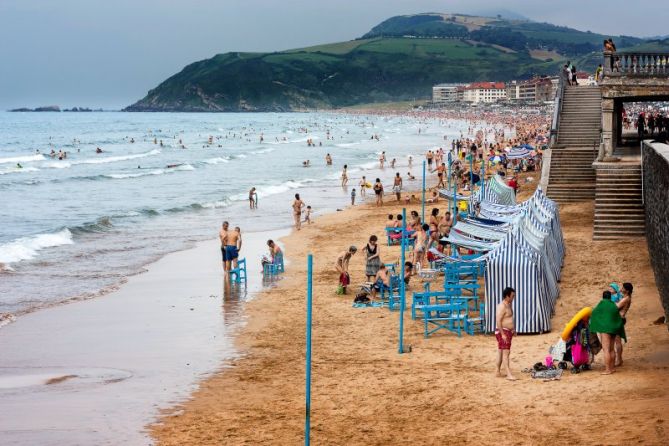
top-left (125, 13), bottom-right (658, 112)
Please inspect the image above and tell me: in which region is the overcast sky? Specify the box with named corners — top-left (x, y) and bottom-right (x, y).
top-left (0, 0), bottom-right (666, 109)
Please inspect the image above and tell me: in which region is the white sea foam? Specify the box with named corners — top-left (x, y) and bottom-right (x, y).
top-left (173, 164), bottom-right (195, 171)
top-left (203, 157), bottom-right (230, 164)
top-left (335, 142), bottom-right (360, 148)
top-left (0, 167), bottom-right (40, 175)
top-left (0, 154), bottom-right (45, 164)
top-left (43, 162), bottom-right (71, 169)
top-left (72, 149), bottom-right (161, 165)
top-left (105, 169), bottom-right (165, 179)
top-left (200, 200), bottom-right (229, 209)
top-left (0, 229), bottom-right (74, 265)
top-left (250, 147), bottom-right (275, 155)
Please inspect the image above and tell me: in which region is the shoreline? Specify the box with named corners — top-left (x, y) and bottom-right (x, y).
top-left (0, 227), bottom-right (290, 445)
top-left (149, 184), bottom-right (669, 445)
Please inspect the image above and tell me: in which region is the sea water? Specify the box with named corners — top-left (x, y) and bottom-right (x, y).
top-left (0, 111), bottom-right (471, 320)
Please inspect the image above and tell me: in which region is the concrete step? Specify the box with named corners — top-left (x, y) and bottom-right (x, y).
top-left (595, 215), bottom-right (645, 222)
top-left (593, 235), bottom-right (646, 240)
top-left (594, 222), bottom-right (645, 227)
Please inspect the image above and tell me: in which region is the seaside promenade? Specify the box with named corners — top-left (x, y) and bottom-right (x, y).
top-left (149, 172), bottom-right (669, 445)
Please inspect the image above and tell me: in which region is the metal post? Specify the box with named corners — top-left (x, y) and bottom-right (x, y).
top-left (305, 254), bottom-right (313, 446)
top-left (447, 151), bottom-right (452, 189)
top-left (398, 208), bottom-right (407, 354)
top-left (469, 154), bottom-right (474, 216)
top-left (421, 160), bottom-right (426, 224)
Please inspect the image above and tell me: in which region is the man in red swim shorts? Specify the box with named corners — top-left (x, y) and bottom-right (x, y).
top-left (495, 287), bottom-right (517, 380)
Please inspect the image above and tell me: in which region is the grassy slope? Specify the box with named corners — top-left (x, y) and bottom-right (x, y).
top-left (128, 13), bottom-right (660, 112)
top-left (128, 37), bottom-right (566, 111)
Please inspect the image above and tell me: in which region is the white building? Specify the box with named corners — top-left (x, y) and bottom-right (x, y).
top-left (462, 82), bottom-right (507, 103)
top-left (432, 83), bottom-right (465, 103)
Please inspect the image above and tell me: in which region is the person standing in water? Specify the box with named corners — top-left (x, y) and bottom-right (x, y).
top-left (495, 287), bottom-right (517, 380)
top-left (359, 176), bottom-right (367, 198)
top-left (341, 164), bottom-right (348, 187)
top-left (249, 187), bottom-right (257, 209)
top-left (292, 194), bottom-right (305, 230)
top-left (219, 221), bottom-right (230, 271)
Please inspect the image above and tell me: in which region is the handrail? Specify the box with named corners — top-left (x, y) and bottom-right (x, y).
top-left (549, 73), bottom-right (565, 147)
top-left (603, 51), bottom-right (669, 77)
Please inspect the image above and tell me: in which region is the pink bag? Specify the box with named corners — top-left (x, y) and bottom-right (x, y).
top-left (571, 342), bottom-right (589, 367)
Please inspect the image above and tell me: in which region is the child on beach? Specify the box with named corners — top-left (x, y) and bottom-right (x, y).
top-left (304, 205), bottom-right (312, 224)
top-left (351, 188), bottom-right (356, 206)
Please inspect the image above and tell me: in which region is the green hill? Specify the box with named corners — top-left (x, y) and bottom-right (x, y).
top-left (125, 13), bottom-right (652, 112)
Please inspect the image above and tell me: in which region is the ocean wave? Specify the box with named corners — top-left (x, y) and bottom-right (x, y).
top-left (0, 154), bottom-right (45, 164)
top-left (0, 167), bottom-right (40, 175)
top-left (42, 161), bottom-right (71, 169)
top-left (230, 179), bottom-right (307, 201)
top-left (68, 217), bottom-right (115, 235)
top-left (0, 229), bottom-right (74, 265)
top-left (335, 142), bottom-right (360, 148)
top-left (105, 169), bottom-right (165, 179)
top-left (165, 199), bottom-right (230, 213)
top-left (70, 149), bottom-right (161, 165)
top-left (203, 157), bottom-right (230, 165)
top-left (250, 147), bottom-right (275, 155)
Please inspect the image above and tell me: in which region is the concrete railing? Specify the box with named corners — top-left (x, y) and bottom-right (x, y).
top-left (642, 140), bottom-right (669, 329)
top-left (604, 51), bottom-right (669, 77)
top-left (549, 73), bottom-right (565, 147)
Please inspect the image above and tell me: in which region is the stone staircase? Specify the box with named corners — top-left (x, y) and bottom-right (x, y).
top-left (555, 85), bottom-right (602, 149)
top-left (593, 163), bottom-right (645, 240)
top-left (546, 148), bottom-right (597, 202)
top-left (547, 85), bottom-right (601, 203)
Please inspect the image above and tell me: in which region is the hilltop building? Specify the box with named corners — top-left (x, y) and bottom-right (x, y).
top-left (506, 77), bottom-right (556, 103)
top-left (462, 82), bottom-right (507, 103)
top-left (432, 83), bottom-right (466, 103)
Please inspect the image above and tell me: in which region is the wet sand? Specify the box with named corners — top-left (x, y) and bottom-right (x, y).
top-left (150, 186), bottom-right (669, 445)
top-left (0, 229), bottom-right (287, 445)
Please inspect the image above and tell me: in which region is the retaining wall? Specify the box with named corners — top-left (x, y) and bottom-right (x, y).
top-left (642, 141), bottom-right (669, 329)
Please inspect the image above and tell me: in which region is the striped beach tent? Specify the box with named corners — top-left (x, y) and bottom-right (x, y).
top-left (484, 229), bottom-right (553, 334)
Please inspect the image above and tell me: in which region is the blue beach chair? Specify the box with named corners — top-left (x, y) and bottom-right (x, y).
top-left (229, 258), bottom-right (247, 284)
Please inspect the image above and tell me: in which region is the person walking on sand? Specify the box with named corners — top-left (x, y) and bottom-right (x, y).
top-left (590, 290), bottom-right (626, 375)
top-left (393, 172), bottom-right (403, 202)
top-left (373, 178), bottom-right (384, 207)
top-left (335, 246), bottom-right (357, 294)
top-left (219, 221), bottom-right (229, 271)
top-left (249, 187), bottom-right (257, 209)
top-left (495, 287), bottom-right (517, 380)
top-left (614, 283), bottom-right (633, 367)
top-left (292, 193), bottom-right (305, 230)
top-left (341, 164), bottom-right (348, 187)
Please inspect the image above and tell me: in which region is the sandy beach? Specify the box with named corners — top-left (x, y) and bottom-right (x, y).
top-left (149, 180), bottom-right (669, 445)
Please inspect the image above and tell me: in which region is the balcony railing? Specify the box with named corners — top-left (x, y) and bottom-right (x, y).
top-left (603, 51), bottom-right (669, 76)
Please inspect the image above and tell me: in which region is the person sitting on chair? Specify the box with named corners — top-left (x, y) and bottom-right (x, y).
top-left (370, 264), bottom-right (390, 300)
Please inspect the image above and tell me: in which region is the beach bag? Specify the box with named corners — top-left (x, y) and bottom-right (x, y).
top-left (336, 284), bottom-right (345, 295)
top-left (571, 342), bottom-right (589, 367)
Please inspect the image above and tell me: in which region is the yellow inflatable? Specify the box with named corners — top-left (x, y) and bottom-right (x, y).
top-left (560, 307), bottom-right (592, 341)
top-left (457, 200), bottom-right (468, 212)
top-left (364, 182), bottom-right (372, 188)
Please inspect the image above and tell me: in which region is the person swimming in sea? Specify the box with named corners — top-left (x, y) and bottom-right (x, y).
top-left (16, 163), bottom-right (22, 169)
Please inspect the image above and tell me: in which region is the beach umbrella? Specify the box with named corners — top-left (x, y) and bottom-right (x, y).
top-left (507, 146), bottom-right (532, 160)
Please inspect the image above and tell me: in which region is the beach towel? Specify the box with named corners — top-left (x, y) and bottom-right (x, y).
top-left (352, 301), bottom-right (385, 308)
top-left (589, 299), bottom-right (626, 341)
